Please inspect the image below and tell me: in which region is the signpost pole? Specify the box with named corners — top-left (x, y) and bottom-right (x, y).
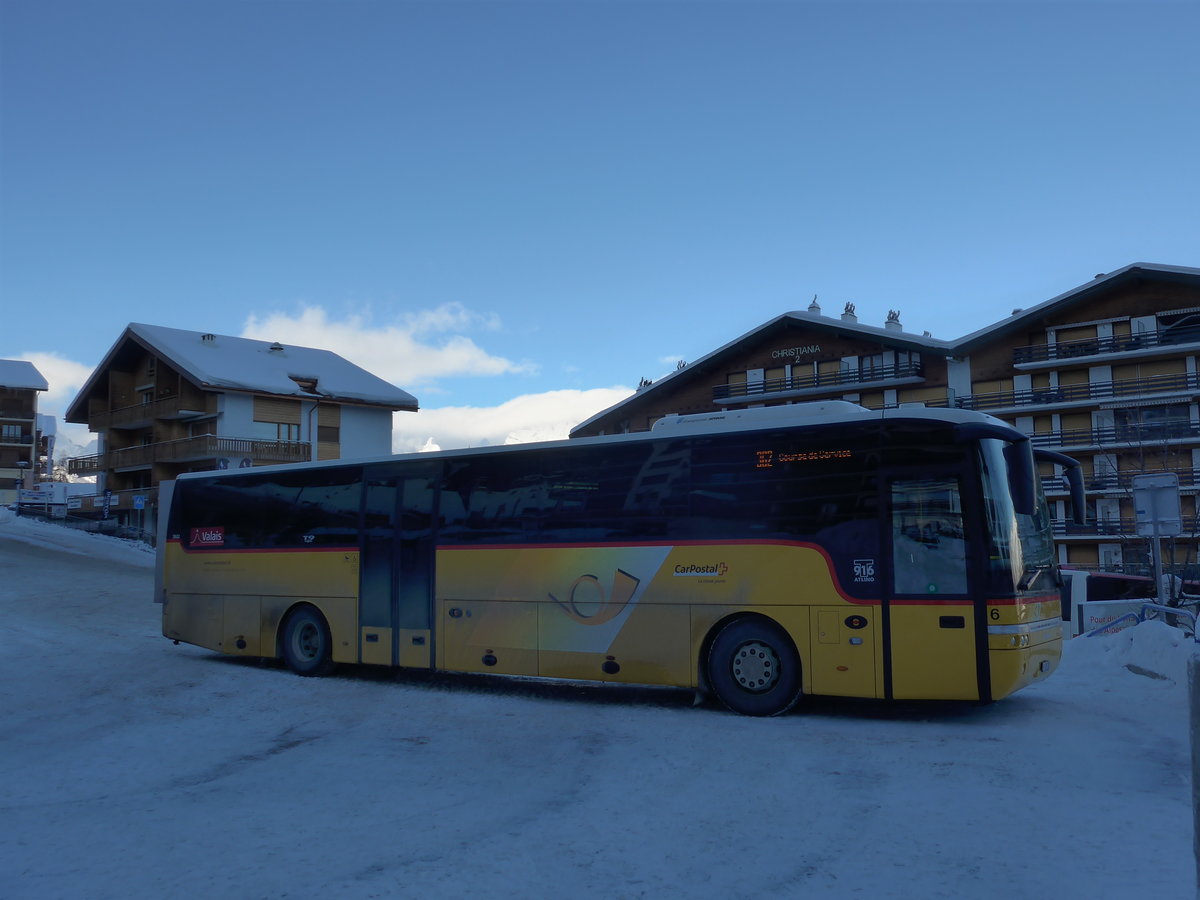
top-left (1151, 524), bottom-right (1166, 605)
top-left (1132, 473), bottom-right (1182, 606)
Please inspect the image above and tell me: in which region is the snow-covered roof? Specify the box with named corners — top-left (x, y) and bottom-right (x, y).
top-left (0, 359), bottom-right (49, 391)
top-left (67, 324), bottom-right (417, 421)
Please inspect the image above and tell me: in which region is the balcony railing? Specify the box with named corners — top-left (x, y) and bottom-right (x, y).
top-left (1052, 515), bottom-right (1200, 537)
top-left (957, 371), bottom-right (1200, 412)
top-left (714, 361), bottom-right (924, 402)
top-left (1013, 325), bottom-right (1200, 365)
top-left (1029, 420), bottom-right (1200, 450)
top-left (89, 395), bottom-right (212, 431)
top-left (68, 435), bottom-right (311, 476)
top-left (1043, 466), bottom-right (1200, 494)
top-left (52, 486), bottom-right (162, 514)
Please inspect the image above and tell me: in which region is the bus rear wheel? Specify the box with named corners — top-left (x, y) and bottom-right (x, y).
top-left (706, 617), bottom-right (802, 716)
top-left (281, 606), bottom-right (336, 677)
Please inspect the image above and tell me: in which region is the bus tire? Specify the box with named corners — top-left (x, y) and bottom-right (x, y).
top-left (281, 606), bottom-right (336, 677)
top-left (706, 617), bottom-right (802, 716)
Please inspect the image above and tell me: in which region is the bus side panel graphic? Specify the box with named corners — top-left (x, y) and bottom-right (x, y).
top-left (436, 542), bottom-right (857, 685)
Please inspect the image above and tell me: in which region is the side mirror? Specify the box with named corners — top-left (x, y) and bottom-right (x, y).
top-left (1035, 449), bottom-right (1086, 525)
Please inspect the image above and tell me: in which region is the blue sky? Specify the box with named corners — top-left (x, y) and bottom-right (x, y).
top-left (2, 0), bottom-right (1197, 452)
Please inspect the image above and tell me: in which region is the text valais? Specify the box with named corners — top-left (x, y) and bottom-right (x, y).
top-left (190, 526), bottom-right (225, 547)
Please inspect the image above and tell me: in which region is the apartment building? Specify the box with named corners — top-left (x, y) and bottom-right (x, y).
top-left (64, 324), bottom-right (418, 534)
top-left (0, 359), bottom-right (49, 506)
top-left (572, 263), bottom-right (1200, 576)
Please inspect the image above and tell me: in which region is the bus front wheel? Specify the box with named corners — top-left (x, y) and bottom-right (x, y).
top-left (706, 617), bottom-right (802, 716)
top-left (281, 606), bottom-right (336, 677)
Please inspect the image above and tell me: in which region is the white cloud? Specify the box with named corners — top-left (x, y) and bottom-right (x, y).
top-left (19, 352), bottom-right (94, 409)
top-left (401, 302), bottom-right (501, 336)
top-left (241, 304), bottom-right (533, 388)
top-left (10, 320), bottom-right (632, 466)
top-left (392, 387), bottom-right (633, 454)
top-left (16, 352), bottom-right (97, 452)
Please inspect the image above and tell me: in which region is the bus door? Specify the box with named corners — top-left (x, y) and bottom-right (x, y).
top-left (884, 470), bottom-right (983, 700)
top-left (359, 464), bottom-right (438, 668)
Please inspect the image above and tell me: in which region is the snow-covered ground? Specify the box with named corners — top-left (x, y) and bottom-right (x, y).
top-left (1, 510), bottom-right (1196, 899)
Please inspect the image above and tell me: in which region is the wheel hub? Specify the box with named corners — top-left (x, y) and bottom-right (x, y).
top-left (732, 641), bottom-right (780, 692)
top-left (295, 623), bottom-right (320, 659)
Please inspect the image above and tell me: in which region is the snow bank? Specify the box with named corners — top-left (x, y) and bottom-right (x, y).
top-left (1067, 617), bottom-right (1199, 687)
top-left (0, 509), bottom-right (154, 567)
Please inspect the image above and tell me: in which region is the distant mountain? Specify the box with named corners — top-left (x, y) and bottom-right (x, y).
top-left (48, 431), bottom-right (98, 484)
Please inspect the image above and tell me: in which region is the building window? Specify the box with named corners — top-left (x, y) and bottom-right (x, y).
top-left (858, 353), bottom-right (884, 378)
top-left (1, 424), bottom-right (20, 441)
top-left (253, 421), bottom-right (300, 442)
top-left (1114, 403), bottom-right (1191, 442)
top-left (317, 425), bottom-right (339, 443)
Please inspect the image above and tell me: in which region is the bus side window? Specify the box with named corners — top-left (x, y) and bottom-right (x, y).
top-left (891, 478), bottom-right (967, 595)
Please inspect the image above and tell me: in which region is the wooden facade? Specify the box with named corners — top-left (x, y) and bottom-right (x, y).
top-left (0, 360), bottom-right (48, 505)
top-left (64, 325), bottom-right (417, 537)
top-left (572, 263), bottom-right (1200, 578)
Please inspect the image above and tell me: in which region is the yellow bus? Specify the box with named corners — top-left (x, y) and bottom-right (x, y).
top-left (156, 401), bottom-right (1083, 715)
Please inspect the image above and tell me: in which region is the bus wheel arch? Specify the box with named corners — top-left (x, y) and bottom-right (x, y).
top-left (703, 614), bottom-right (803, 716)
top-left (279, 603), bottom-right (336, 677)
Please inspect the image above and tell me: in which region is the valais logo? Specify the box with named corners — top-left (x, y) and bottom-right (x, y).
top-left (190, 526), bottom-right (225, 547)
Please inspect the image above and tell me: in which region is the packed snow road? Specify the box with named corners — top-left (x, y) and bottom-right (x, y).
top-left (0, 514), bottom-right (1195, 899)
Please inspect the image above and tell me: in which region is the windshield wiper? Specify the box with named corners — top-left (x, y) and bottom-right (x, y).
top-left (1018, 564), bottom-right (1051, 592)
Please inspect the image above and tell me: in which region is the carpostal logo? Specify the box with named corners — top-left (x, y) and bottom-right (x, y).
top-left (673, 562), bottom-right (729, 577)
top-left (190, 526), bottom-right (225, 547)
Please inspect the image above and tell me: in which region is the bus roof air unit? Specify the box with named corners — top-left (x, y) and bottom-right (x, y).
top-left (651, 401), bottom-right (872, 435)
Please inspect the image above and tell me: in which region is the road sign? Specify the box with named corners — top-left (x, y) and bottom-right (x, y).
top-left (1132, 473), bottom-right (1182, 537)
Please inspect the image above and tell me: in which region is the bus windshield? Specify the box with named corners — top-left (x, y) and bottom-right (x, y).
top-left (979, 438), bottom-right (1056, 595)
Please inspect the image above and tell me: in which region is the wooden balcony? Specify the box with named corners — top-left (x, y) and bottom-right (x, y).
top-left (67, 435), bottom-right (312, 476)
top-left (1042, 466), bottom-right (1200, 494)
top-left (1013, 324), bottom-right (1200, 366)
top-left (1029, 420), bottom-right (1200, 451)
top-left (88, 396), bottom-right (213, 431)
top-left (957, 371), bottom-right (1200, 413)
top-left (714, 361), bottom-right (925, 403)
top-left (64, 486), bottom-right (161, 515)
top-left (1053, 515), bottom-right (1200, 538)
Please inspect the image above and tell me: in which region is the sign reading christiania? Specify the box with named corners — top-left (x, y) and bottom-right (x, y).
top-left (771, 344), bottom-right (821, 360)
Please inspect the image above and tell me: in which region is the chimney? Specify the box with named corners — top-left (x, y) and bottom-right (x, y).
top-left (807, 294), bottom-right (821, 314)
top-left (841, 302), bottom-right (857, 323)
top-left (885, 310), bottom-right (902, 331)
top-left (201, 333), bottom-right (216, 343)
